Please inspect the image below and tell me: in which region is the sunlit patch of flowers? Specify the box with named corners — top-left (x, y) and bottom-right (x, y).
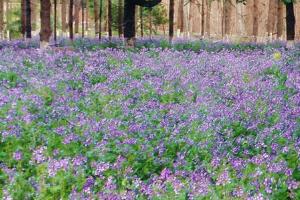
top-left (0, 41), bottom-right (299, 199)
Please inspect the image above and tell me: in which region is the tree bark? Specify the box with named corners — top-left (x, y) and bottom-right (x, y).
top-left (205, 0), bottom-right (210, 37)
top-left (177, 0), bottom-right (184, 33)
top-left (40, 0), bottom-right (51, 47)
top-left (75, 0), bottom-right (80, 33)
top-left (54, 0), bottom-right (57, 41)
top-left (108, 0), bottom-right (112, 40)
top-left (201, 0), bottom-right (205, 37)
top-left (61, 0), bottom-right (67, 32)
top-left (118, 0), bottom-right (123, 37)
top-left (252, 0), bottom-right (258, 41)
top-left (69, 0), bottom-right (74, 40)
top-left (0, 0), bottom-right (4, 38)
top-left (169, 0), bottom-right (174, 42)
top-left (286, 2), bottom-right (295, 40)
top-left (267, 0), bottom-right (277, 38)
top-left (99, 0), bottom-right (103, 39)
top-left (224, 0), bottom-right (232, 36)
top-left (82, 0), bottom-right (84, 37)
top-left (86, 0), bottom-right (89, 31)
top-left (21, 0), bottom-right (26, 37)
top-left (94, 0), bottom-right (99, 34)
top-left (277, 0), bottom-right (283, 39)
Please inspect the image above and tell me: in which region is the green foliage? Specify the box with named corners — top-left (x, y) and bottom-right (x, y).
top-left (0, 71), bottom-right (19, 88)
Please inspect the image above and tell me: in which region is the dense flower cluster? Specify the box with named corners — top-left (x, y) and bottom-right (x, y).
top-left (0, 40), bottom-right (299, 199)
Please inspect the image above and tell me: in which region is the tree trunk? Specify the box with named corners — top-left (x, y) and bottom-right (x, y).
top-left (99, 0), bottom-right (103, 39)
top-left (82, 0), bottom-right (84, 37)
top-left (277, 0), bottom-right (283, 39)
top-left (21, 0), bottom-right (26, 38)
top-left (54, 0), bottom-right (57, 41)
top-left (149, 8), bottom-right (152, 38)
top-left (94, 0), bottom-right (99, 34)
top-left (201, 0), bottom-right (205, 37)
top-left (286, 2), bottom-right (295, 40)
top-left (61, 0), bottom-right (67, 32)
top-left (108, 0), bottom-right (112, 40)
top-left (205, 0), bottom-right (210, 37)
top-left (118, 0), bottom-right (123, 37)
top-left (0, 0), bottom-right (4, 38)
top-left (40, 0), bottom-right (51, 47)
top-left (69, 0), bottom-right (74, 40)
top-left (177, 0), bottom-right (184, 33)
top-left (75, 0), bottom-right (80, 33)
top-left (169, 0), bottom-right (174, 42)
top-left (140, 6), bottom-right (143, 37)
top-left (267, 0), bottom-right (277, 39)
top-left (224, 0), bottom-right (232, 36)
top-left (253, 0), bottom-right (258, 41)
top-left (86, 0), bottom-right (89, 31)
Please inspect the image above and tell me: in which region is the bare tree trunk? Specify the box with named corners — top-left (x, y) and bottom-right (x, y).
top-left (108, 0), bottom-right (112, 40)
top-left (277, 0), bottom-right (283, 39)
top-left (253, 0), bottom-right (258, 41)
top-left (40, 0), bottom-right (51, 47)
top-left (82, 0), bottom-right (84, 37)
top-left (267, 0), bottom-right (277, 39)
top-left (21, 0), bottom-right (26, 38)
top-left (61, 0), bottom-right (67, 32)
top-left (169, 0), bottom-right (174, 42)
top-left (0, 0), bottom-right (4, 38)
top-left (25, 0), bottom-right (31, 38)
top-left (75, 0), bottom-right (80, 33)
top-left (69, 0), bottom-right (74, 40)
top-left (201, 0), bottom-right (205, 37)
top-left (54, 0), bottom-right (57, 41)
top-left (286, 3), bottom-right (295, 41)
top-left (86, 0), bottom-right (89, 31)
top-left (140, 6), bottom-right (143, 37)
top-left (177, 0), bottom-right (184, 34)
top-left (94, 0), bottom-right (99, 34)
top-left (224, 0), bottom-right (232, 37)
top-left (205, 0), bottom-right (210, 37)
top-left (99, 0), bottom-right (102, 39)
top-left (118, 0), bottom-right (123, 37)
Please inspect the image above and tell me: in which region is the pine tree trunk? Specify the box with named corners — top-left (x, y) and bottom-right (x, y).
top-left (75, 0), bottom-right (80, 33)
top-left (69, 0), bottom-right (74, 40)
top-left (61, 0), bottom-right (67, 32)
top-left (108, 0), bottom-right (112, 40)
top-left (94, 0), bottom-right (99, 34)
top-left (40, 0), bottom-right (51, 47)
top-left (286, 2), bottom-right (295, 40)
top-left (277, 0), bottom-right (283, 39)
top-left (253, 0), bottom-right (258, 41)
top-left (118, 0), bottom-right (123, 37)
top-left (25, 0), bottom-right (31, 38)
top-left (0, 0), bottom-right (3, 38)
top-left (169, 0), bottom-right (174, 42)
top-left (21, 0), bottom-right (26, 37)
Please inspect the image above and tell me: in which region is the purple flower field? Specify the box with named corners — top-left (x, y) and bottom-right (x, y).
top-left (0, 41), bottom-right (299, 199)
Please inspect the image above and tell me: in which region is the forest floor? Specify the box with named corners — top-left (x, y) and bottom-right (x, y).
top-left (0, 39), bottom-right (299, 199)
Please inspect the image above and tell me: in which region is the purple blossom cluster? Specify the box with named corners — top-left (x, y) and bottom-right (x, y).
top-left (0, 42), bottom-right (299, 199)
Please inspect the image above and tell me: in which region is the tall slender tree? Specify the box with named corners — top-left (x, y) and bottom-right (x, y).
top-left (54, 0), bottom-right (57, 41)
top-left (61, 0), bottom-right (67, 32)
top-left (82, 0), bottom-right (85, 37)
top-left (94, 0), bottom-right (99, 34)
top-left (201, 0), bottom-right (205, 37)
top-left (123, 0), bottom-right (161, 46)
top-left (285, 1), bottom-right (295, 40)
top-left (140, 7), bottom-right (143, 37)
top-left (224, 0), bottom-right (232, 37)
top-left (40, 0), bottom-right (51, 48)
top-left (21, 0), bottom-right (26, 38)
top-left (99, 0), bottom-right (103, 39)
top-left (69, 0), bottom-right (74, 40)
top-left (169, 0), bottom-right (174, 42)
top-left (108, 0), bottom-right (112, 40)
top-left (0, 0), bottom-right (4, 38)
top-left (177, 0), bottom-right (184, 34)
top-left (75, 0), bottom-right (80, 33)
top-left (205, 0), bottom-right (211, 37)
top-left (118, 0), bottom-right (123, 37)
top-left (277, 0), bottom-right (284, 39)
top-left (25, 0), bottom-right (31, 38)
top-left (252, 0), bottom-right (258, 41)
top-left (267, 0), bottom-right (277, 39)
